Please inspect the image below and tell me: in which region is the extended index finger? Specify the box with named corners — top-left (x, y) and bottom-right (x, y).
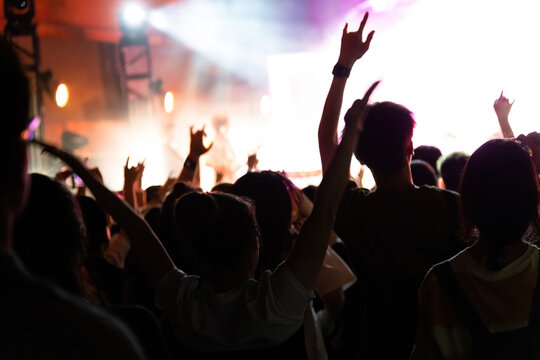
top-left (358, 12), bottom-right (369, 33)
top-left (360, 80), bottom-right (380, 106)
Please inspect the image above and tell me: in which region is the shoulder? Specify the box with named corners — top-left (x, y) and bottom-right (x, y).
top-left (414, 185), bottom-right (459, 202)
top-left (2, 269), bottom-right (145, 359)
top-left (155, 267), bottom-right (197, 311)
top-left (342, 180), bottom-right (371, 198)
top-left (258, 264), bottom-right (313, 303)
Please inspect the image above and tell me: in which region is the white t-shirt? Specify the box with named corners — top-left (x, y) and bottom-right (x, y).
top-left (156, 263), bottom-right (313, 352)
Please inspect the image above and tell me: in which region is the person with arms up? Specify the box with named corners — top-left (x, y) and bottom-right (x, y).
top-left (318, 13), bottom-right (464, 359)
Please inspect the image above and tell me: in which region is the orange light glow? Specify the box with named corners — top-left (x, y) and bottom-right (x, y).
top-left (55, 83), bottom-right (69, 108)
top-left (164, 91), bottom-right (174, 113)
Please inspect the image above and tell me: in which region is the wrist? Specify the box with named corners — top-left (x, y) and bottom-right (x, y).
top-left (332, 62), bottom-right (351, 78)
top-left (186, 153), bottom-right (200, 162)
top-left (184, 155), bottom-right (199, 170)
top-left (337, 57), bottom-right (355, 68)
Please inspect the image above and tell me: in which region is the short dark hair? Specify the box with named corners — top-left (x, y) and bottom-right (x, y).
top-left (354, 102), bottom-right (415, 174)
top-left (439, 152), bottom-right (469, 192)
top-left (410, 159), bottom-right (438, 187)
top-left (412, 145), bottom-right (442, 176)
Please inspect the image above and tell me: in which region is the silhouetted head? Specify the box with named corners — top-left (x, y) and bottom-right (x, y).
top-left (0, 37), bottom-right (31, 248)
top-left (230, 171), bottom-right (301, 276)
top-left (159, 182), bottom-right (198, 269)
top-left (14, 173), bottom-right (87, 295)
top-left (411, 159), bottom-right (438, 187)
top-left (439, 152), bottom-right (470, 192)
top-left (175, 192), bottom-right (259, 276)
top-left (355, 102), bottom-right (416, 175)
top-left (412, 145), bottom-right (442, 176)
top-left (460, 139), bottom-right (538, 258)
top-left (145, 185), bottom-right (162, 204)
top-left (77, 195), bottom-right (109, 257)
top-left (212, 182), bottom-right (233, 193)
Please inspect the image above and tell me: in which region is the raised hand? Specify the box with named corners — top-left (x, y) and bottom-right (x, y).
top-left (344, 80), bottom-right (380, 130)
top-left (493, 91), bottom-right (514, 120)
top-left (494, 91), bottom-right (515, 138)
top-left (124, 157), bottom-right (145, 188)
top-left (338, 12), bottom-right (375, 68)
top-left (247, 153), bottom-right (259, 170)
top-left (190, 125), bottom-right (213, 157)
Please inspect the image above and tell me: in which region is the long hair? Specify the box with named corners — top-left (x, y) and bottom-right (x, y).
top-left (174, 191), bottom-right (259, 276)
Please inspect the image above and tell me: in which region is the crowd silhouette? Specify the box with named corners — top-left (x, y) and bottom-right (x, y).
top-left (2, 11), bottom-right (540, 360)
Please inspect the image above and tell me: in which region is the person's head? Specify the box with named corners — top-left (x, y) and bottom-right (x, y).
top-left (13, 174), bottom-right (88, 295)
top-left (355, 102), bottom-right (416, 175)
top-left (410, 159), bottom-right (438, 187)
top-left (159, 182), bottom-right (198, 270)
top-left (0, 37), bottom-right (31, 248)
top-left (211, 182), bottom-right (233, 193)
top-left (460, 139), bottom-right (538, 262)
top-left (439, 152), bottom-right (470, 192)
top-left (230, 171), bottom-right (301, 276)
top-left (412, 145), bottom-right (442, 176)
top-left (175, 192), bottom-right (260, 278)
top-left (145, 185), bottom-right (162, 205)
top-left (77, 195), bottom-right (109, 257)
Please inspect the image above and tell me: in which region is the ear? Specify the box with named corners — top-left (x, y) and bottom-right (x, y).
top-left (406, 139), bottom-right (414, 158)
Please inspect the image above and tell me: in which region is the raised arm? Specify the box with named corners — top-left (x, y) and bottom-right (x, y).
top-left (318, 12), bottom-right (374, 173)
top-left (177, 126), bottom-right (213, 184)
top-left (493, 90), bottom-right (515, 138)
top-left (288, 81), bottom-right (379, 289)
top-left (123, 156), bottom-right (145, 211)
top-left (34, 141), bottom-right (174, 286)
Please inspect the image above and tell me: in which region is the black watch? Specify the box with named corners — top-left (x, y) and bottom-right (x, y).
top-left (332, 63), bottom-right (351, 78)
top-left (183, 157), bottom-right (197, 170)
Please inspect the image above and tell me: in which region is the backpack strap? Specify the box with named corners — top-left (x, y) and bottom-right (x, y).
top-left (528, 249), bottom-right (540, 325)
top-left (528, 250), bottom-right (540, 357)
top-left (433, 260), bottom-right (489, 341)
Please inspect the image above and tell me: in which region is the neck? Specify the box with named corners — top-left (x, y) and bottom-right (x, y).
top-left (208, 262), bottom-right (252, 293)
top-left (372, 164), bottom-right (414, 192)
top-left (469, 234), bottom-right (528, 270)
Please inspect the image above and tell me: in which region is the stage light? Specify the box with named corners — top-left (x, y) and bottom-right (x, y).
top-left (55, 83), bottom-right (69, 108)
top-left (164, 91), bottom-right (174, 113)
top-left (7, 0), bottom-right (29, 10)
top-left (120, 3), bottom-right (147, 31)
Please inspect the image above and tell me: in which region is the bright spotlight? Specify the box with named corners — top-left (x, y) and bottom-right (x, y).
top-left (55, 83), bottom-right (69, 108)
top-left (120, 3), bottom-right (147, 31)
top-left (164, 91), bottom-right (174, 113)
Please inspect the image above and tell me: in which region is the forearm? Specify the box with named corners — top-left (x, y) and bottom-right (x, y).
top-left (177, 153), bottom-right (199, 183)
top-left (497, 115), bottom-right (515, 138)
top-left (289, 123), bottom-right (358, 289)
top-left (123, 181), bottom-right (138, 210)
top-left (319, 76), bottom-right (348, 173)
top-left (66, 158), bottom-right (174, 285)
